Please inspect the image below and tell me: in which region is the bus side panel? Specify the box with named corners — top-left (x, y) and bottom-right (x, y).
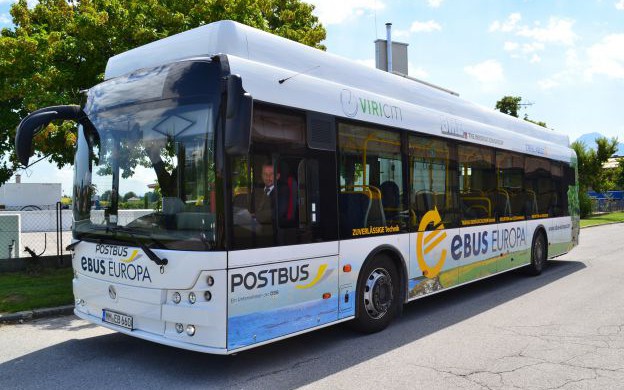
top-left (408, 221), bottom-right (533, 299)
top-left (226, 256), bottom-right (338, 350)
top-left (338, 234), bottom-right (410, 319)
top-left (456, 223), bottom-right (501, 284)
top-left (544, 216), bottom-right (574, 257)
top-left (409, 227), bottom-right (459, 298)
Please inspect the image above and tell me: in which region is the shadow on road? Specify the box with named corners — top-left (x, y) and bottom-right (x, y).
top-left (0, 259), bottom-right (586, 389)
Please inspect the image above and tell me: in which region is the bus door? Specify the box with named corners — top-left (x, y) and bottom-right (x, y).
top-left (227, 107), bottom-right (340, 350)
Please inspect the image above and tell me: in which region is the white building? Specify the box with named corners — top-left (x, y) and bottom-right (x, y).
top-left (0, 176), bottom-right (62, 210)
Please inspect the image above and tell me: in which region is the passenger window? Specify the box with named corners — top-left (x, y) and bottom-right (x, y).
top-left (338, 123), bottom-right (406, 238)
top-left (458, 145), bottom-right (496, 225)
top-left (524, 157), bottom-right (552, 218)
top-left (409, 136), bottom-right (458, 229)
top-left (551, 162), bottom-right (564, 217)
top-left (496, 151), bottom-right (526, 221)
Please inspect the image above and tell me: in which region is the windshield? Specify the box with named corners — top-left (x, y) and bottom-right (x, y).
top-left (73, 60), bottom-right (223, 250)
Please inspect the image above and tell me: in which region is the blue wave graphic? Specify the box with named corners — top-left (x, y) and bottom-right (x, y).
top-left (228, 297), bottom-right (339, 349)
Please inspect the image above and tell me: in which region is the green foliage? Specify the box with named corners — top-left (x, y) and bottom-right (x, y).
top-left (523, 114), bottom-right (547, 128)
top-left (495, 96), bottom-right (547, 128)
top-left (495, 96), bottom-right (522, 118)
top-left (616, 159), bottom-right (624, 190)
top-left (122, 191), bottom-right (137, 202)
top-left (100, 189), bottom-right (111, 201)
top-left (580, 211), bottom-right (624, 228)
top-left (578, 190), bottom-right (593, 219)
top-left (0, 268), bottom-right (73, 313)
top-left (571, 137), bottom-right (619, 193)
top-left (0, 0), bottom-right (326, 185)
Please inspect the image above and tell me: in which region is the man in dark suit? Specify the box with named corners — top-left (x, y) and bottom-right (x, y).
top-left (254, 161), bottom-right (280, 224)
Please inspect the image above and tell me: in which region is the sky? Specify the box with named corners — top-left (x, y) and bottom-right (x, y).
top-left (1, 0), bottom-right (624, 195)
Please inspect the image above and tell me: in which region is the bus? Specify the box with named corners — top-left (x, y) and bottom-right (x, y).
top-left (15, 20), bottom-right (579, 354)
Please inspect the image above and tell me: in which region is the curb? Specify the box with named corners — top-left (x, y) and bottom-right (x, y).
top-left (0, 305), bottom-right (74, 324)
top-left (580, 221), bottom-right (624, 229)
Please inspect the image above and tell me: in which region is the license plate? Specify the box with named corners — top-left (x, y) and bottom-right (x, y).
top-left (102, 309), bottom-right (133, 330)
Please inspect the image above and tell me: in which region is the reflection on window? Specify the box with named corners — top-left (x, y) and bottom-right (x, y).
top-left (409, 136), bottom-right (457, 229)
top-left (73, 102), bottom-right (218, 250)
top-left (524, 157), bottom-right (552, 218)
top-left (551, 162), bottom-right (564, 217)
top-left (338, 123), bottom-right (405, 238)
top-left (458, 145), bottom-right (496, 225)
top-left (496, 152), bottom-right (526, 221)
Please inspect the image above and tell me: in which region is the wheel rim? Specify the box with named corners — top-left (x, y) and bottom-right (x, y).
top-left (534, 235), bottom-right (544, 268)
top-left (363, 268), bottom-right (394, 319)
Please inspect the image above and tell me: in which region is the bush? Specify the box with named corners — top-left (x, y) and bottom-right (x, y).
top-left (579, 191), bottom-right (593, 218)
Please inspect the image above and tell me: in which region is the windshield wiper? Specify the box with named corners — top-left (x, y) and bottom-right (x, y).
top-left (104, 226), bottom-right (169, 267)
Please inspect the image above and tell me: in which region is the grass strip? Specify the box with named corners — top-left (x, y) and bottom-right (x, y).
top-left (0, 267), bottom-right (73, 314)
top-left (580, 211), bottom-right (624, 228)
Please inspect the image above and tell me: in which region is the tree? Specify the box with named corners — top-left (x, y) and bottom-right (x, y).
top-left (495, 95), bottom-right (547, 128)
top-left (0, 0), bottom-right (326, 185)
top-left (615, 159), bottom-right (624, 190)
top-left (571, 137), bottom-right (619, 217)
top-left (122, 191), bottom-right (137, 202)
top-left (100, 189), bottom-right (112, 201)
top-left (495, 96), bottom-right (522, 118)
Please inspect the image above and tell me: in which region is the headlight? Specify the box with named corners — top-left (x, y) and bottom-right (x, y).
top-left (188, 292), bottom-right (196, 304)
top-left (175, 323), bottom-right (184, 333)
top-left (186, 324), bottom-right (196, 336)
top-left (172, 292), bottom-right (181, 304)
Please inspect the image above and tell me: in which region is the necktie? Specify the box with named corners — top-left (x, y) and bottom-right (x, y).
top-left (265, 187), bottom-right (271, 196)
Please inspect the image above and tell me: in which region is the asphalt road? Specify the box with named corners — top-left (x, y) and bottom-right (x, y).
top-left (1, 224), bottom-right (623, 390)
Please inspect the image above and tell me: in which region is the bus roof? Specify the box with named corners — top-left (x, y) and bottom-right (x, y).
top-left (105, 20), bottom-right (573, 162)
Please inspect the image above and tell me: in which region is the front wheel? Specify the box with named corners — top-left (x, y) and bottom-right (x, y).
top-left (351, 255), bottom-right (400, 333)
top-left (526, 231), bottom-right (547, 276)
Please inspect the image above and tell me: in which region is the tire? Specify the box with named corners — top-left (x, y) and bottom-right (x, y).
top-left (351, 254), bottom-right (400, 333)
top-left (526, 231), bottom-right (547, 276)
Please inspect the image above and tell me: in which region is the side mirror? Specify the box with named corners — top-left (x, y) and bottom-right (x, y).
top-left (225, 75), bottom-right (252, 155)
top-left (15, 105), bottom-right (84, 166)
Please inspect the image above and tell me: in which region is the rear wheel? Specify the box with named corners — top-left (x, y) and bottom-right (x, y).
top-left (351, 255), bottom-right (400, 333)
top-left (527, 231), bottom-right (547, 276)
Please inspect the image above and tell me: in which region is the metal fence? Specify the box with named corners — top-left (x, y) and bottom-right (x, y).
top-left (589, 191), bottom-right (624, 214)
top-left (591, 198), bottom-right (624, 213)
top-left (0, 202), bottom-right (71, 262)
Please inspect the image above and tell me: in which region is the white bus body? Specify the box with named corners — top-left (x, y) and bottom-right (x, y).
top-left (23, 21), bottom-right (577, 354)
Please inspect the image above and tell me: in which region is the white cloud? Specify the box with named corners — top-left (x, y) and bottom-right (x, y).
top-left (307, 0), bottom-right (384, 25)
top-left (427, 0), bottom-right (443, 8)
top-left (521, 42), bottom-right (545, 54)
top-left (0, 13), bottom-right (10, 24)
top-left (616, 0), bottom-right (624, 10)
top-left (392, 28), bottom-right (411, 39)
top-left (491, 14), bottom-right (576, 65)
top-left (410, 20), bottom-right (442, 33)
top-left (503, 41), bottom-right (519, 51)
top-left (586, 34), bottom-right (624, 79)
top-left (517, 17), bottom-right (577, 46)
top-left (538, 78), bottom-right (559, 90)
top-left (489, 13), bottom-right (522, 33)
top-left (464, 60), bottom-right (504, 83)
top-left (537, 49), bottom-right (583, 90)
